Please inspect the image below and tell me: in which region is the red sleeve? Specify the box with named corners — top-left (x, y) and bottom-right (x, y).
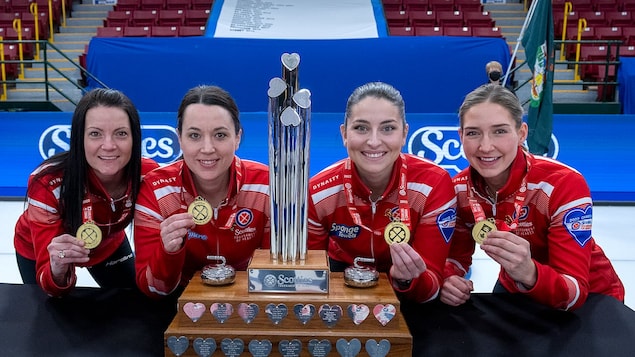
top-left (133, 178), bottom-right (186, 298)
top-left (306, 194), bottom-right (329, 251)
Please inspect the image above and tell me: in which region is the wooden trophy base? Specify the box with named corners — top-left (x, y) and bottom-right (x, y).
top-left (164, 250), bottom-right (412, 356)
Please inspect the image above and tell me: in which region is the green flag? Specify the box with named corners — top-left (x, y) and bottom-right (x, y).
top-left (522, 0), bottom-right (555, 155)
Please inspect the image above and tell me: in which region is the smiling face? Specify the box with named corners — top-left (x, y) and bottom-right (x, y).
top-left (459, 101), bottom-right (527, 190)
top-left (341, 96), bottom-right (408, 190)
top-left (178, 103), bottom-right (241, 192)
top-left (83, 106), bottom-right (133, 187)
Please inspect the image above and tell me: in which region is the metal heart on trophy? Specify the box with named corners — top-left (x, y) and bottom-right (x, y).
top-left (193, 337), bottom-right (216, 357)
top-left (237, 302), bottom-right (259, 324)
top-left (248, 339), bottom-right (273, 357)
top-left (278, 339), bottom-right (302, 357)
top-left (183, 302), bottom-right (206, 323)
top-left (267, 77), bottom-right (286, 98)
top-left (373, 304), bottom-right (396, 326)
top-left (346, 304), bottom-right (370, 325)
top-left (210, 302), bottom-right (233, 324)
top-left (293, 303), bottom-right (316, 325)
top-left (281, 52), bottom-right (300, 71)
top-left (307, 339), bottom-right (331, 357)
top-left (280, 106), bottom-right (301, 127)
top-left (335, 338), bottom-right (361, 357)
top-left (318, 304), bottom-right (343, 328)
top-left (265, 303), bottom-right (288, 325)
top-left (166, 335), bottom-right (189, 356)
top-left (365, 339), bottom-right (391, 357)
top-left (220, 338), bottom-right (244, 357)
top-left (293, 89), bottom-right (311, 109)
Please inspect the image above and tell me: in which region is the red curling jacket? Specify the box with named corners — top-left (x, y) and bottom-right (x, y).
top-left (307, 154), bottom-right (457, 303)
top-left (445, 148), bottom-right (624, 310)
top-left (14, 158), bottom-right (159, 297)
top-left (134, 157), bottom-right (270, 298)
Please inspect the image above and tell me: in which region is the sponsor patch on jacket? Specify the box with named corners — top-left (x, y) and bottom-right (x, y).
top-left (235, 209), bottom-right (254, 228)
top-left (563, 205), bottom-right (592, 247)
top-left (437, 208), bottom-right (456, 243)
top-left (330, 223), bottom-right (361, 239)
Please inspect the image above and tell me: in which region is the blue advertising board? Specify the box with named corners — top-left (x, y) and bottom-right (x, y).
top-left (2, 112), bottom-right (634, 202)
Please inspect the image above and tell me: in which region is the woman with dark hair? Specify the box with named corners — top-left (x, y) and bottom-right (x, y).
top-left (133, 85), bottom-right (270, 299)
top-left (440, 84), bottom-right (624, 310)
top-left (307, 82), bottom-right (457, 303)
top-left (14, 88), bottom-right (158, 297)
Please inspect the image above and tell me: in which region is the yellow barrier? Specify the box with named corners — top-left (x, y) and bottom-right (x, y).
top-left (559, 2), bottom-right (573, 61)
top-left (574, 18), bottom-right (588, 82)
top-left (11, 19), bottom-right (25, 80)
top-left (0, 36), bottom-right (6, 100)
top-left (30, 3), bottom-right (42, 58)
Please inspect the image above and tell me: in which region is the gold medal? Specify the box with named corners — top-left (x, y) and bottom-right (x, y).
top-left (384, 221), bottom-right (410, 245)
top-left (188, 197), bottom-right (212, 225)
top-left (76, 222), bottom-right (102, 249)
top-left (472, 219), bottom-right (497, 245)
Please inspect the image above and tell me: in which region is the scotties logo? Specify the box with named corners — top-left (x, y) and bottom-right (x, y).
top-left (38, 124), bottom-right (181, 164)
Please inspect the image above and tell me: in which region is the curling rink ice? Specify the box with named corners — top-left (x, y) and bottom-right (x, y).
top-left (0, 200), bottom-right (633, 310)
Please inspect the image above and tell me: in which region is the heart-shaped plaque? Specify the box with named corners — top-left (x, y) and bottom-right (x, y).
top-left (318, 304), bottom-right (343, 328)
top-left (280, 106), bottom-right (301, 127)
top-left (307, 339), bottom-right (331, 357)
top-left (237, 302), bottom-right (259, 324)
top-left (278, 339), bottom-right (302, 357)
top-left (166, 335), bottom-right (189, 356)
top-left (183, 302), bottom-right (205, 323)
top-left (210, 302), bottom-right (233, 323)
top-left (373, 304), bottom-right (396, 326)
top-left (293, 303), bottom-right (315, 325)
top-left (365, 339), bottom-right (391, 357)
top-left (193, 337), bottom-right (216, 357)
top-left (265, 303), bottom-right (288, 325)
top-left (347, 304), bottom-right (370, 325)
top-left (248, 339), bottom-right (272, 357)
top-left (335, 338), bottom-right (361, 357)
top-left (220, 338), bottom-right (244, 357)
top-left (293, 89), bottom-right (311, 109)
top-left (281, 53), bottom-right (300, 71)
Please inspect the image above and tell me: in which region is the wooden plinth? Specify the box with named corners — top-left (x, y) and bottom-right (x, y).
top-left (164, 253), bottom-right (412, 356)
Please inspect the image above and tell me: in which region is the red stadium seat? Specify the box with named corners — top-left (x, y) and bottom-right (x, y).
top-left (2, 26), bottom-right (34, 59)
top-left (105, 10), bottom-right (132, 27)
top-left (622, 26), bottom-right (635, 46)
top-left (454, 0), bottom-right (482, 12)
top-left (444, 26), bottom-right (472, 37)
top-left (190, 0), bottom-right (212, 10)
top-left (409, 10), bottom-right (436, 27)
top-left (553, 11), bottom-right (580, 36)
top-left (131, 10), bottom-right (158, 27)
top-left (436, 10), bottom-right (464, 27)
top-left (34, 0), bottom-right (62, 27)
top-left (565, 25), bottom-right (594, 59)
top-left (115, 0), bottom-right (140, 11)
top-left (569, 0), bottom-right (594, 12)
top-left (621, 45), bottom-right (635, 56)
top-left (140, 0), bottom-right (165, 11)
top-left (619, 0), bottom-right (635, 11)
top-left (158, 9), bottom-right (185, 26)
top-left (96, 26), bottom-right (124, 37)
top-left (578, 10), bottom-right (607, 26)
top-left (593, 0), bottom-right (618, 11)
top-left (123, 26), bottom-right (151, 37)
top-left (428, 0), bottom-right (454, 12)
top-left (9, 0), bottom-right (32, 13)
top-left (464, 11), bottom-right (494, 28)
top-left (402, 0), bottom-right (429, 11)
top-left (389, 26), bottom-right (415, 36)
top-left (184, 9), bottom-right (210, 26)
top-left (151, 25), bottom-right (178, 37)
top-left (385, 10), bottom-right (410, 26)
top-left (1, 43), bottom-right (19, 79)
top-left (472, 26), bottom-right (503, 38)
top-left (165, 0), bottom-right (191, 10)
top-left (415, 25), bottom-right (443, 36)
top-left (594, 26), bottom-right (624, 42)
top-left (605, 11), bottom-right (633, 27)
top-left (382, 0), bottom-right (403, 11)
top-left (178, 25), bottom-right (205, 36)
top-left (19, 11), bottom-right (49, 39)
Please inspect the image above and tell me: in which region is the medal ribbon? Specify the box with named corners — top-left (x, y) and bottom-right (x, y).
top-left (343, 153), bottom-right (411, 232)
top-left (82, 191), bottom-right (133, 227)
top-left (467, 153), bottom-right (531, 231)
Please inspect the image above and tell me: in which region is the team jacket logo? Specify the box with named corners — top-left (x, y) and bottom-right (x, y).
top-left (330, 223), bottom-right (360, 239)
top-left (511, 206), bottom-right (530, 221)
top-left (407, 126), bottom-right (560, 173)
top-left (436, 208), bottom-right (456, 243)
top-left (235, 209), bottom-right (253, 228)
top-left (563, 205), bottom-right (593, 247)
top-left (39, 124), bottom-right (181, 164)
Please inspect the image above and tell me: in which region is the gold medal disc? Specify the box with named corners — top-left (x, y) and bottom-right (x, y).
top-left (76, 222), bottom-right (102, 249)
top-left (472, 219), bottom-right (497, 245)
top-left (188, 197), bottom-right (212, 225)
top-left (384, 221), bottom-right (411, 245)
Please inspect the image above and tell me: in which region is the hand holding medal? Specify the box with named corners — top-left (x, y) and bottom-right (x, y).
top-left (384, 221), bottom-right (411, 245)
top-left (76, 221), bottom-right (102, 249)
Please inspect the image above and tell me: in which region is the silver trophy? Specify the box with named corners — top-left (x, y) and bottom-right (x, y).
top-left (267, 53), bottom-right (311, 263)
